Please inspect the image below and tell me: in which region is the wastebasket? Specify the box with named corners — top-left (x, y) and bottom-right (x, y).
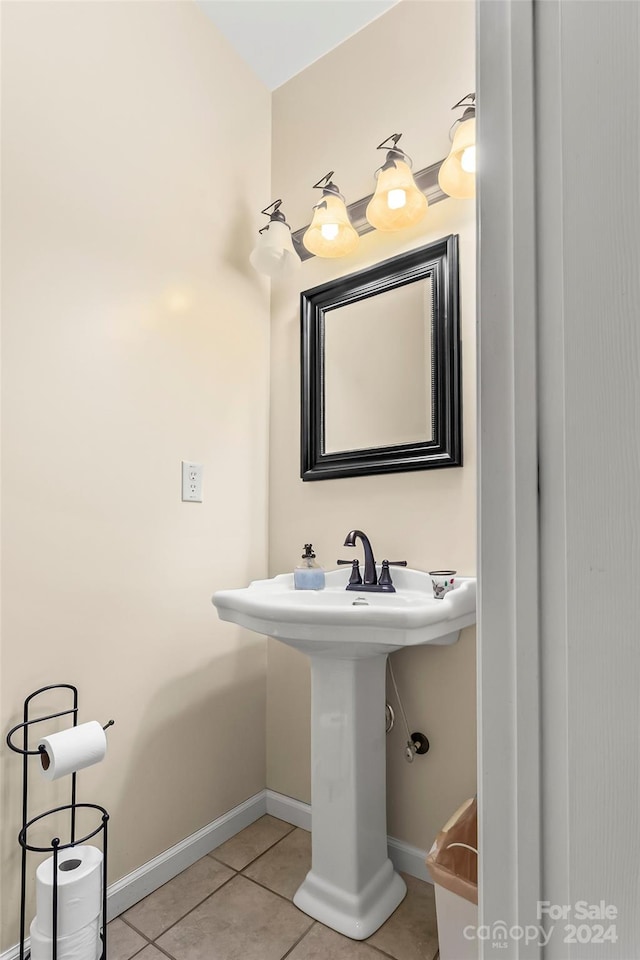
top-left (426, 797), bottom-right (478, 960)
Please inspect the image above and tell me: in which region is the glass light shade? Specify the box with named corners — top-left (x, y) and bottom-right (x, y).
top-left (302, 194), bottom-right (359, 258)
top-left (249, 220), bottom-right (301, 277)
top-left (438, 117), bottom-right (476, 199)
top-left (365, 159), bottom-right (428, 231)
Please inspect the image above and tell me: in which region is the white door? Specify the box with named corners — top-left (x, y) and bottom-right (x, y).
top-left (478, 1), bottom-right (640, 957)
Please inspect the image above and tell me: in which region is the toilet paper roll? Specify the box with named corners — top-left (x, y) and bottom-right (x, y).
top-left (36, 845), bottom-right (102, 938)
top-left (38, 722), bottom-right (107, 781)
top-left (29, 916), bottom-right (101, 960)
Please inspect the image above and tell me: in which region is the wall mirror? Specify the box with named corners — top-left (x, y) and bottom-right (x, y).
top-left (301, 235), bottom-right (461, 480)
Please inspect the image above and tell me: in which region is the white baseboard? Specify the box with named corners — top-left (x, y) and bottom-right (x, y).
top-left (1, 944), bottom-right (22, 960)
top-left (265, 789), bottom-right (311, 830)
top-left (1, 789), bottom-right (432, 960)
top-left (387, 835), bottom-right (433, 884)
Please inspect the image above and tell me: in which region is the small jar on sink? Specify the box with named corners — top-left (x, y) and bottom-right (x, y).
top-left (429, 570), bottom-right (456, 599)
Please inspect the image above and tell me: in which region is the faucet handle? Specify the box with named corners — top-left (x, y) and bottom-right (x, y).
top-left (379, 560), bottom-right (407, 589)
top-left (378, 560), bottom-right (395, 589)
top-left (378, 560), bottom-right (407, 585)
top-left (337, 559), bottom-right (363, 586)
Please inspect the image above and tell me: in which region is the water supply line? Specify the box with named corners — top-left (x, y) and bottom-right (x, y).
top-left (385, 701), bottom-right (395, 733)
top-left (386, 658), bottom-right (430, 762)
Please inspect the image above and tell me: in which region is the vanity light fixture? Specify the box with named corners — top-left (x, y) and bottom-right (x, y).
top-left (302, 172), bottom-right (360, 259)
top-left (365, 134), bottom-right (428, 231)
top-left (249, 199), bottom-right (301, 278)
top-left (438, 93), bottom-right (476, 200)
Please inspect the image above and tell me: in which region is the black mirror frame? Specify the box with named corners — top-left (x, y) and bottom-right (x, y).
top-left (300, 235), bottom-right (462, 481)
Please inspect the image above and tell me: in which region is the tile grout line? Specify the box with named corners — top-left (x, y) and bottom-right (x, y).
top-left (276, 921), bottom-right (403, 960)
top-left (208, 821), bottom-right (298, 873)
top-left (146, 939), bottom-right (180, 960)
top-left (364, 942), bottom-right (410, 960)
top-left (240, 872), bottom-right (307, 909)
top-left (119, 944), bottom-right (150, 960)
top-left (277, 919), bottom-right (317, 960)
top-left (239, 876), bottom-right (412, 960)
top-left (115, 916), bottom-right (156, 954)
top-left (119, 869), bottom-right (240, 944)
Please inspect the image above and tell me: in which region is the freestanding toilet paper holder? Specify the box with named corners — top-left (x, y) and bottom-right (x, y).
top-left (6, 684), bottom-right (113, 960)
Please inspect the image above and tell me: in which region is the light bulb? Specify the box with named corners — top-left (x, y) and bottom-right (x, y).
top-left (321, 223), bottom-right (339, 241)
top-left (302, 190), bottom-right (359, 258)
top-left (387, 188), bottom-right (407, 210)
top-left (366, 159), bottom-right (427, 231)
top-left (460, 146), bottom-right (476, 173)
top-left (438, 116), bottom-right (476, 199)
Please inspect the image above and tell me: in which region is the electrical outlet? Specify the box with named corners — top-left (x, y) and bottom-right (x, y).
top-left (181, 461), bottom-right (203, 502)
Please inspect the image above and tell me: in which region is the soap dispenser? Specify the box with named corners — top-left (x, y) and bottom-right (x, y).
top-left (294, 544), bottom-right (325, 590)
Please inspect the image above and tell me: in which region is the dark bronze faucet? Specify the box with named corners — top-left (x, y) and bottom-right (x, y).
top-left (338, 530), bottom-right (407, 593)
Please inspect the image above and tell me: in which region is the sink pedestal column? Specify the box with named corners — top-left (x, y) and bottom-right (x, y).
top-left (293, 653), bottom-right (406, 940)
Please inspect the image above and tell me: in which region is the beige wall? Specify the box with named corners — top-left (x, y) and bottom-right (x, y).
top-left (0, 2), bottom-right (270, 949)
top-left (0, 2), bottom-right (476, 947)
top-left (268, 0), bottom-right (476, 851)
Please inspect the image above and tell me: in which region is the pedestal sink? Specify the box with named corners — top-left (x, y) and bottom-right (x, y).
top-left (212, 567), bottom-right (476, 940)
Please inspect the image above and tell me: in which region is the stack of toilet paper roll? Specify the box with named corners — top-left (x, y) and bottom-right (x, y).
top-left (31, 846), bottom-right (103, 960)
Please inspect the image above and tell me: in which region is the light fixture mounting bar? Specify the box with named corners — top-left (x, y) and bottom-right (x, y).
top-left (291, 158), bottom-right (448, 262)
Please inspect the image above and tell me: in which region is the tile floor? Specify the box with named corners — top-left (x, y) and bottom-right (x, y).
top-left (109, 816), bottom-right (440, 960)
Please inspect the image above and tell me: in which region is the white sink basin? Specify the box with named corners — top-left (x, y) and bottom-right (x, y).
top-left (212, 565), bottom-right (476, 940)
top-left (213, 567), bottom-right (475, 658)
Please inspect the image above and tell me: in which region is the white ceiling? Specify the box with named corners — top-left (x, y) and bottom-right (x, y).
top-left (197, 0), bottom-right (399, 90)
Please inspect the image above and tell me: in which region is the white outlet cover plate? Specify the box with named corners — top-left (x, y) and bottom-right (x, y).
top-left (181, 461), bottom-right (203, 502)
